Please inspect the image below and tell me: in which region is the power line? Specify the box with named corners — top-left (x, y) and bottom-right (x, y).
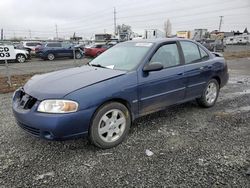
top-left (2, 0), bottom-right (248, 34)
top-left (2, 1), bottom-right (250, 38)
top-left (46, 5), bottom-right (250, 34)
top-left (115, 5), bottom-right (249, 28)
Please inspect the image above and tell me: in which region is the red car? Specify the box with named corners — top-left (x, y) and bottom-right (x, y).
top-left (84, 44), bottom-right (112, 57)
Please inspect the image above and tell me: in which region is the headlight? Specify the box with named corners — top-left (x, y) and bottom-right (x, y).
top-left (37, 100), bottom-right (78, 113)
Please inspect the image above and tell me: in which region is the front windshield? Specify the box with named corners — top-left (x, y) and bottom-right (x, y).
top-left (89, 42), bottom-right (152, 71)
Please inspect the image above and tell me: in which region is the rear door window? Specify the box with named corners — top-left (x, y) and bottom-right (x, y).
top-left (95, 45), bottom-right (103, 48)
top-left (180, 41), bottom-right (201, 64)
top-left (47, 43), bottom-right (62, 47)
top-left (26, 42), bottom-right (41, 46)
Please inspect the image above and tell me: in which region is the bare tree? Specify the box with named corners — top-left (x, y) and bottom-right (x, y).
top-left (117, 24), bottom-right (133, 41)
top-left (164, 19), bottom-right (172, 37)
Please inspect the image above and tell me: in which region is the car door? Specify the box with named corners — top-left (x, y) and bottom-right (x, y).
top-left (57, 43), bottom-right (70, 57)
top-left (179, 41), bottom-right (214, 100)
top-left (47, 43), bottom-right (62, 57)
top-left (138, 42), bottom-right (186, 115)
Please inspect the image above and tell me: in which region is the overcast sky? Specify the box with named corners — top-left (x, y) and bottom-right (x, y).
top-left (0, 0), bottom-right (249, 39)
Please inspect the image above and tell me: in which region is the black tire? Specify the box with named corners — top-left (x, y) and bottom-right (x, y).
top-left (89, 102), bottom-right (131, 149)
top-left (16, 54), bottom-right (26, 63)
top-left (75, 51), bottom-right (82, 59)
top-left (47, 53), bottom-right (55, 61)
top-left (197, 79), bottom-right (220, 108)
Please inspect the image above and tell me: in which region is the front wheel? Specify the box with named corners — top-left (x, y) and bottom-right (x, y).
top-left (197, 79), bottom-right (219, 108)
top-left (75, 51), bottom-right (82, 59)
top-left (89, 102), bottom-right (131, 149)
top-left (16, 54), bottom-right (26, 63)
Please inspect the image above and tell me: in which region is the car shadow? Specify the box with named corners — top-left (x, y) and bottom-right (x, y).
top-left (22, 101), bottom-right (200, 151)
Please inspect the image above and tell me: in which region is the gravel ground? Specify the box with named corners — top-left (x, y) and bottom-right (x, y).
top-left (224, 44), bottom-right (250, 52)
top-left (0, 58), bottom-right (90, 76)
top-left (0, 58), bottom-right (250, 187)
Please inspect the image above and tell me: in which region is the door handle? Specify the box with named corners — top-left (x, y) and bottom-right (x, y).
top-left (200, 65), bottom-right (212, 70)
top-left (177, 72), bottom-right (184, 76)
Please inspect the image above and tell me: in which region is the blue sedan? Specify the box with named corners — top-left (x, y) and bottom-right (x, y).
top-left (12, 38), bottom-right (229, 148)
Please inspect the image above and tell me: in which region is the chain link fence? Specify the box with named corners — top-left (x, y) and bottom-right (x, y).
top-left (0, 51), bottom-right (91, 93)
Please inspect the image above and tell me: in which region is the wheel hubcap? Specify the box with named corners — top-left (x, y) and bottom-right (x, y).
top-left (98, 109), bottom-right (126, 143)
top-left (76, 53), bottom-right (81, 59)
top-left (205, 82), bottom-right (217, 104)
top-left (17, 55), bottom-right (25, 63)
top-left (48, 54), bottom-right (54, 60)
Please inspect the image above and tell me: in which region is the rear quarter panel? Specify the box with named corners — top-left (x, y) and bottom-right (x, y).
top-left (211, 56), bottom-right (228, 87)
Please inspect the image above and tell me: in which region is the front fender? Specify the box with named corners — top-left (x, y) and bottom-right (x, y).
top-left (64, 71), bottom-right (139, 118)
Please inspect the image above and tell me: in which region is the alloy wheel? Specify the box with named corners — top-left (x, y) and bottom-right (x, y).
top-left (48, 54), bottom-right (55, 61)
top-left (97, 109), bottom-right (126, 143)
top-left (205, 82), bottom-right (217, 104)
top-left (17, 55), bottom-right (26, 63)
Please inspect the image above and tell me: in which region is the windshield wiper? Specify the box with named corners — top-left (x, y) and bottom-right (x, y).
top-left (90, 63), bottom-right (107, 68)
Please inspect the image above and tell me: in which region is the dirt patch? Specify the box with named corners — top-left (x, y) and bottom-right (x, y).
top-left (223, 50), bottom-right (250, 60)
top-left (0, 74), bottom-right (35, 94)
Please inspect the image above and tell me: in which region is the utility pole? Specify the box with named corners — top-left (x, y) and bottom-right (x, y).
top-left (218, 16), bottom-right (223, 32)
top-left (1, 29), bottom-right (3, 40)
top-left (114, 7), bottom-right (117, 35)
top-left (55, 24), bottom-right (58, 40)
top-left (29, 29), bottom-right (32, 39)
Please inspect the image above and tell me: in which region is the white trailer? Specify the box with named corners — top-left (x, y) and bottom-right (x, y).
top-left (225, 34), bottom-right (249, 45)
top-left (145, 29), bottom-right (165, 39)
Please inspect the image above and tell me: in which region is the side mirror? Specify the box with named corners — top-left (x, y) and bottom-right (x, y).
top-left (143, 62), bottom-right (163, 72)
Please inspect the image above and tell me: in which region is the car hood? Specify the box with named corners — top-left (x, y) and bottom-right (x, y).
top-left (24, 66), bottom-right (126, 100)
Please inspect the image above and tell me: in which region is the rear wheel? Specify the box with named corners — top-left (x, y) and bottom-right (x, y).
top-left (16, 54), bottom-right (26, 63)
top-left (89, 102), bottom-right (131, 149)
top-left (197, 79), bottom-right (219, 108)
top-left (47, 53), bottom-right (55, 61)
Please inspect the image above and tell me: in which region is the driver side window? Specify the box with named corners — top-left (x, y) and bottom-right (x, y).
top-left (150, 43), bottom-right (180, 68)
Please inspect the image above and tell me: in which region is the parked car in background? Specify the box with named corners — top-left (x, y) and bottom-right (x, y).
top-left (84, 43), bottom-right (113, 57)
top-left (36, 42), bottom-right (83, 60)
top-left (13, 38), bottom-right (228, 148)
top-left (74, 44), bottom-right (85, 52)
top-left (21, 41), bottom-right (43, 55)
top-left (201, 39), bottom-right (225, 52)
top-left (15, 49), bottom-right (30, 63)
top-left (0, 42), bottom-right (30, 63)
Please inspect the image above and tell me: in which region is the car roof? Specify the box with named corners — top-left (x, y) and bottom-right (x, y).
top-left (124, 38), bottom-right (195, 44)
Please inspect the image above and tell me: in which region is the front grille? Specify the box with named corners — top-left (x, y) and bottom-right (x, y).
top-left (17, 90), bottom-right (37, 110)
top-left (17, 121), bottom-right (40, 136)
